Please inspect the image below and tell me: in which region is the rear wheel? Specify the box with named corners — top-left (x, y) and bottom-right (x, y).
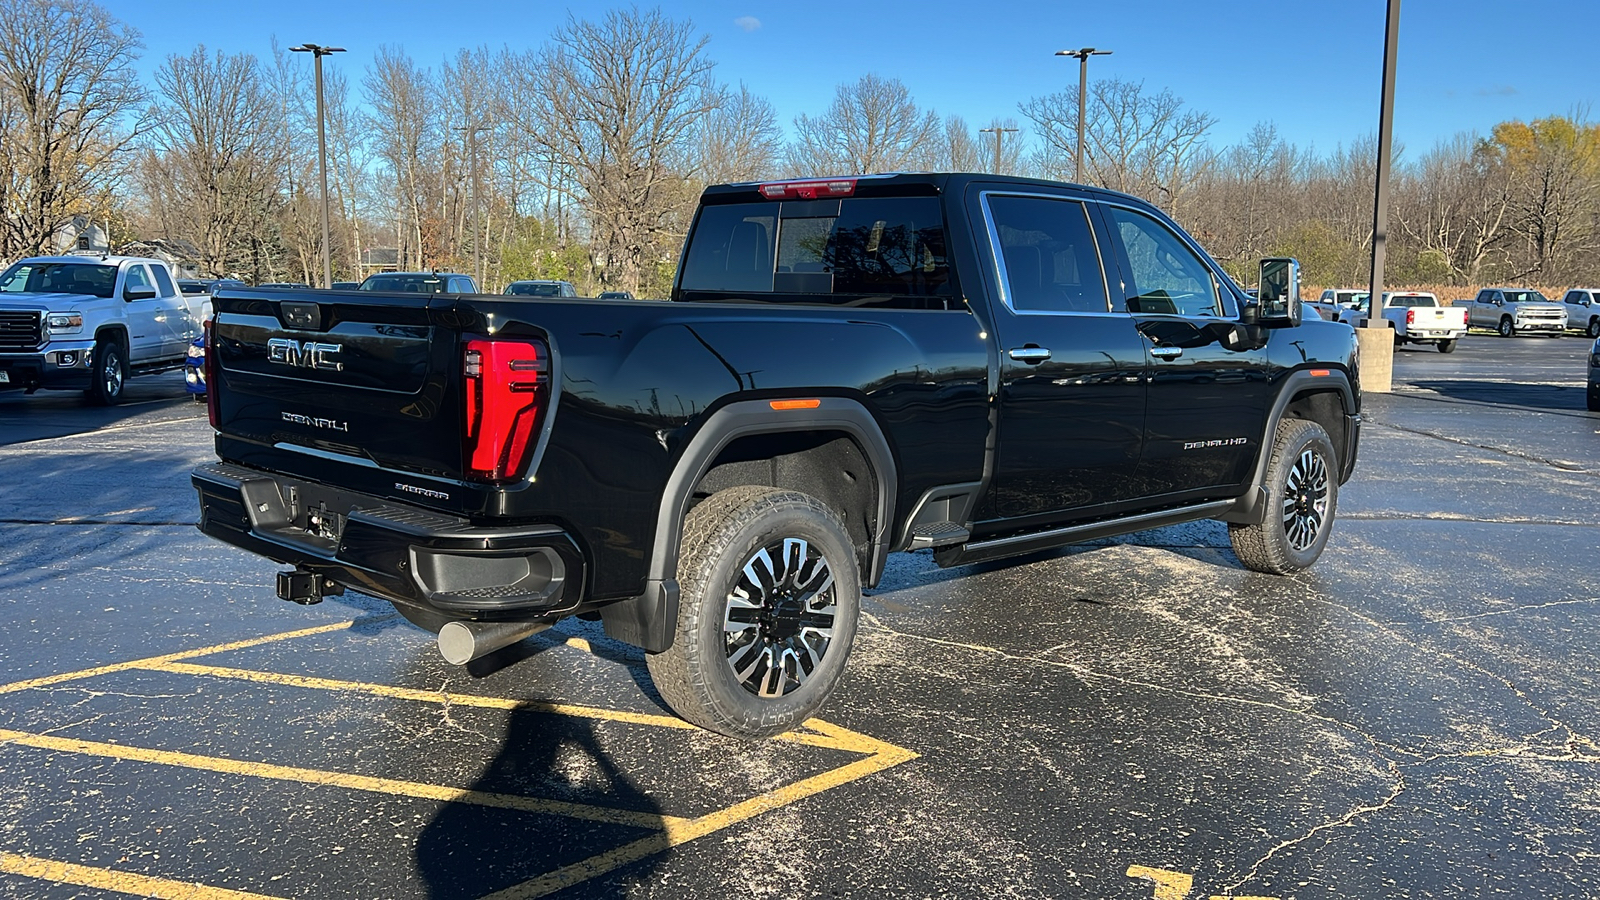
top-left (1438, 339), bottom-right (1457, 353)
top-left (1497, 317), bottom-right (1515, 337)
top-left (86, 336), bottom-right (125, 406)
top-left (1229, 418), bottom-right (1339, 575)
top-left (647, 485), bottom-right (860, 739)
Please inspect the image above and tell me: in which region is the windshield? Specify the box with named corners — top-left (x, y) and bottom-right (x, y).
top-left (360, 274), bottom-right (446, 293)
top-left (0, 262), bottom-right (118, 298)
top-left (1503, 290), bottom-right (1550, 304)
top-left (507, 282), bottom-right (563, 296)
top-left (1337, 292), bottom-right (1369, 305)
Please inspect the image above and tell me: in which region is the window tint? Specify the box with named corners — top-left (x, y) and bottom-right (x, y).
top-left (124, 264), bottom-right (153, 296)
top-left (1106, 206), bottom-right (1222, 317)
top-left (1386, 294), bottom-right (1437, 307)
top-left (151, 265), bottom-right (177, 297)
top-left (1503, 290), bottom-right (1550, 304)
top-left (986, 195), bottom-right (1109, 313)
top-left (679, 198), bottom-right (955, 309)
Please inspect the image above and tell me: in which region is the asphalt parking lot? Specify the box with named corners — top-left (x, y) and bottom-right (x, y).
top-left (0, 333), bottom-right (1596, 899)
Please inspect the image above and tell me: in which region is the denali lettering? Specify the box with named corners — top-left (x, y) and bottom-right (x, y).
top-left (281, 411), bottom-right (348, 432)
top-left (394, 482), bottom-right (450, 500)
top-left (267, 338), bottom-right (343, 371)
top-left (1183, 437), bottom-right (1249, 450)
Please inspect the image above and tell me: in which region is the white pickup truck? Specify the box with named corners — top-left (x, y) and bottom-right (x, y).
top-left (1464, 288), bottom-right (1568, 337)
top-left (1307, 288), bottom-right (1370, 323)
top-left (0, 255), bottom-right (203, 404)
top-left (1350, 291), bottom-right (1468, 353)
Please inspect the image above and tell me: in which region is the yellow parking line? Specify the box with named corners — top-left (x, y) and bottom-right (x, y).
top-left (0, 620), bottom-right (360, 695)
top-left (0, 850), bottom-right (284, 900)
top-left (487, 742), bottom-right (920, 899)
top-left (0, 728), bottom-right (684, 832)
top-left (141, 661), bottom-right (878, 753)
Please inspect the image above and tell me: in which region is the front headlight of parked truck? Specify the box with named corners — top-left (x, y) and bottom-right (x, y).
top-left (45, 312), bottom-right (83, 335)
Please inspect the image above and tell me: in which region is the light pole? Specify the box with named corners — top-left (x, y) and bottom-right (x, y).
top-left (978, 124), bottom-right (1019, 174)
top-left (1056, 47), bottom-right (1111, 183)
top-left (290, 43), bottom-right (345, 289)
top-left (1360, 0), bottom-right (1402, 394)
top-left (455, 124), bottom-right (488, 287)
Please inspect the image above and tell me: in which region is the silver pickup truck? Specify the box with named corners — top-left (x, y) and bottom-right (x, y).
top-left (0, 255), bottom-right (203, 404)
top-left (1465, 288), bottom-right (1568, 337)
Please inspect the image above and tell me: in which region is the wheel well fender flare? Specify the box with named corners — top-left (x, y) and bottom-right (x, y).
top-left (1222, 369), bottom-right (1355, 525)
top-left (602, 397), bottom-right (896, 654)
top-left (647, 397), bottom-right (897, 586)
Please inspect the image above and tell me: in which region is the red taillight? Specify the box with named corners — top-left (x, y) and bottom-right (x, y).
top-left (204, 320), bottom-right (219, 429)
top-left (1406, 309), bottom-right (1416, 325)
top-left (757, 178), bottom-right (857, 200)
top-left (463, 337), bottom-right (550, 483)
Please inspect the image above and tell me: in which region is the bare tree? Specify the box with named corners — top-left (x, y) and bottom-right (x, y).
top-left (786, 74), bottom-right (941, 175)
top-left (696, 82), bottom-right (781, 185)
top-left (514, 8), bottom-right (721, 294)
top-left (0, 0), bottom-right (147, 259)
top-left (141, 46), bottom-right (280, 277)
top-left (1022, 77), bottom-right (1215, 214)
top-left (365, 47), bottom-right (442, 271)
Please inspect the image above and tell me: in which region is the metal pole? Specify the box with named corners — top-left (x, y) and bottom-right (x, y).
top-left (1057, 48), bottom-right (1110, 184)
top-left (1366, 0), bottom-right (1401, 317)
top-left (1076, 53), bottom-right (1088, 183)
top-left (978, 125), bottom-right (1019, 174)
top-left (292, 44), bottom-right (345, 289)
top-left (471, 131), bottom-right (481, 286)
top-left (313, 54), bottom-right (331, 289)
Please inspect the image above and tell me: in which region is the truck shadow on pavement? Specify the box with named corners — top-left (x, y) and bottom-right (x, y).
top-left (415, 705), bottom-right (670, 899)
top-left (1405, 379), bottom-right (1595, 413)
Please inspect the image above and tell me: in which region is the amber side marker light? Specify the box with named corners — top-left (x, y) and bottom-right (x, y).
top-left (769, 399), bottom-right (822, 411)
top-left (1309, 369), bottom-right (1331, 377)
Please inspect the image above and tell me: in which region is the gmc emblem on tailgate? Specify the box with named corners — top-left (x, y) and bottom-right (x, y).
top-left (267, 338), bottom-right (343, 371)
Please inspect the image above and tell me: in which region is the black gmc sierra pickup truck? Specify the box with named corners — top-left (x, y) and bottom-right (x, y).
top-left (193, 173), bottom-right (1360, 739)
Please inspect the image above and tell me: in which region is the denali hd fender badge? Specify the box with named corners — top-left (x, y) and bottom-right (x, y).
top-left (267, 337), bottom-right (343, 371)
top-left (395, 482), bottom-right (450, 500)
top-left (1183, 437), bottom-right (1249, 451)
top-left (281, 411), bottom-right (349, 432)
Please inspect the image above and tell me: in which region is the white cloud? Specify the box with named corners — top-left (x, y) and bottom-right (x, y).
top-left (734, 16), bottom-right (761, 32)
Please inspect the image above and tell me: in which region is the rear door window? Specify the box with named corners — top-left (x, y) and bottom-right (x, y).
top-left (151, 265), bottom-right (178, 298)
top-left (984, 195), bottom-right (1110, 314)
top-left (678, 197), bottom-right (956, 309)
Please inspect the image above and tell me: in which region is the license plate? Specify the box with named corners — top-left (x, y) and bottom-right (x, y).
top-left (0, 371), bottom-right (9, 383)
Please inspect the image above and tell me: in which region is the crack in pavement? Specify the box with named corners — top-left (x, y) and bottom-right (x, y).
top-left (1362, 418), bottom-right (1598, 476)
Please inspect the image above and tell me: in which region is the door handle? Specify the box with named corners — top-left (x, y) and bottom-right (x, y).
top-left (1007, 346), bottom-right (1052, 364)
top-left (1150, 346), bottom-right (1183, 360)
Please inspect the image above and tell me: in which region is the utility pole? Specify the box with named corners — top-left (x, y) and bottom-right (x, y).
top-left (455, 124), bottom-right (488, 286)
top-left (978, 124), bottom-right (1019, 174)
top-left (290, 43), bottom-right (345, 289)
top-left (1056, 47), bottom-right (1112, 184)
top-left (1359, 0), bottom-right (1402, 394)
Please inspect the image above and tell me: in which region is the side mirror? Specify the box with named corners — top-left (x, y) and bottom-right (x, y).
top-left (123, 285), bottom-right (157, 301)
top-left (1256, 257), bottom-right (1302, 327)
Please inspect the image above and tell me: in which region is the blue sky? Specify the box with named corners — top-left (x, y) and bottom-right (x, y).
top-left (104, 0), bottom-right (1598, 162)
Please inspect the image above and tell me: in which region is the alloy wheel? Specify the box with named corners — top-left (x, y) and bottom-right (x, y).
top-left (1281, 447), bottom-right (1331, 552)
top-left (723, 537), bottom-right (838, 698)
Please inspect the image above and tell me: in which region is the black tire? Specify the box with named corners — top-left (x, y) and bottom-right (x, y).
top-left (86, 336), bottom-right (126, 406)
top-left (646, 485), bottom-right (860, 740)
top-left (1497, 317), bottom-right (1514, 337)
top-left (1438, 339), bottom-right (1457, 353)
top-left (1589, 387), bottom-right (1600, 413)
top-left (1587, 318), bottom-right (1600, 339)
top-left (1229, 418), bottom-right (1339, 575)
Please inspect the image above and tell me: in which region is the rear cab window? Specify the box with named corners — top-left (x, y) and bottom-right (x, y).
top-left (676, 191), bottom-right (959, 310)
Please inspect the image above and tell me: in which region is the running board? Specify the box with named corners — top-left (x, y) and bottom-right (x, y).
top-left (932, 500), bottom-right (1235, 568)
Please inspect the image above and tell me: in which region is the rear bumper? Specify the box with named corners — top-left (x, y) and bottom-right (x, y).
top-left (193, 462), bottom-right (586, 619)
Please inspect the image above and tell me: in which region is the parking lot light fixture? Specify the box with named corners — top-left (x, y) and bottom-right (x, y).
top-left (1055, 47), bottom-right (1112, 184)
top-left (290, 43), bottom-right (346, 290)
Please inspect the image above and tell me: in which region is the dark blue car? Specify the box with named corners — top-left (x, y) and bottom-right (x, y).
top-left (183, 331), bottom-right (206, 400)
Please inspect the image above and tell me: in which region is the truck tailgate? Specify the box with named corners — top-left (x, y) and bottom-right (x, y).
top-left (211, 290), bottom-right (466, 490)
